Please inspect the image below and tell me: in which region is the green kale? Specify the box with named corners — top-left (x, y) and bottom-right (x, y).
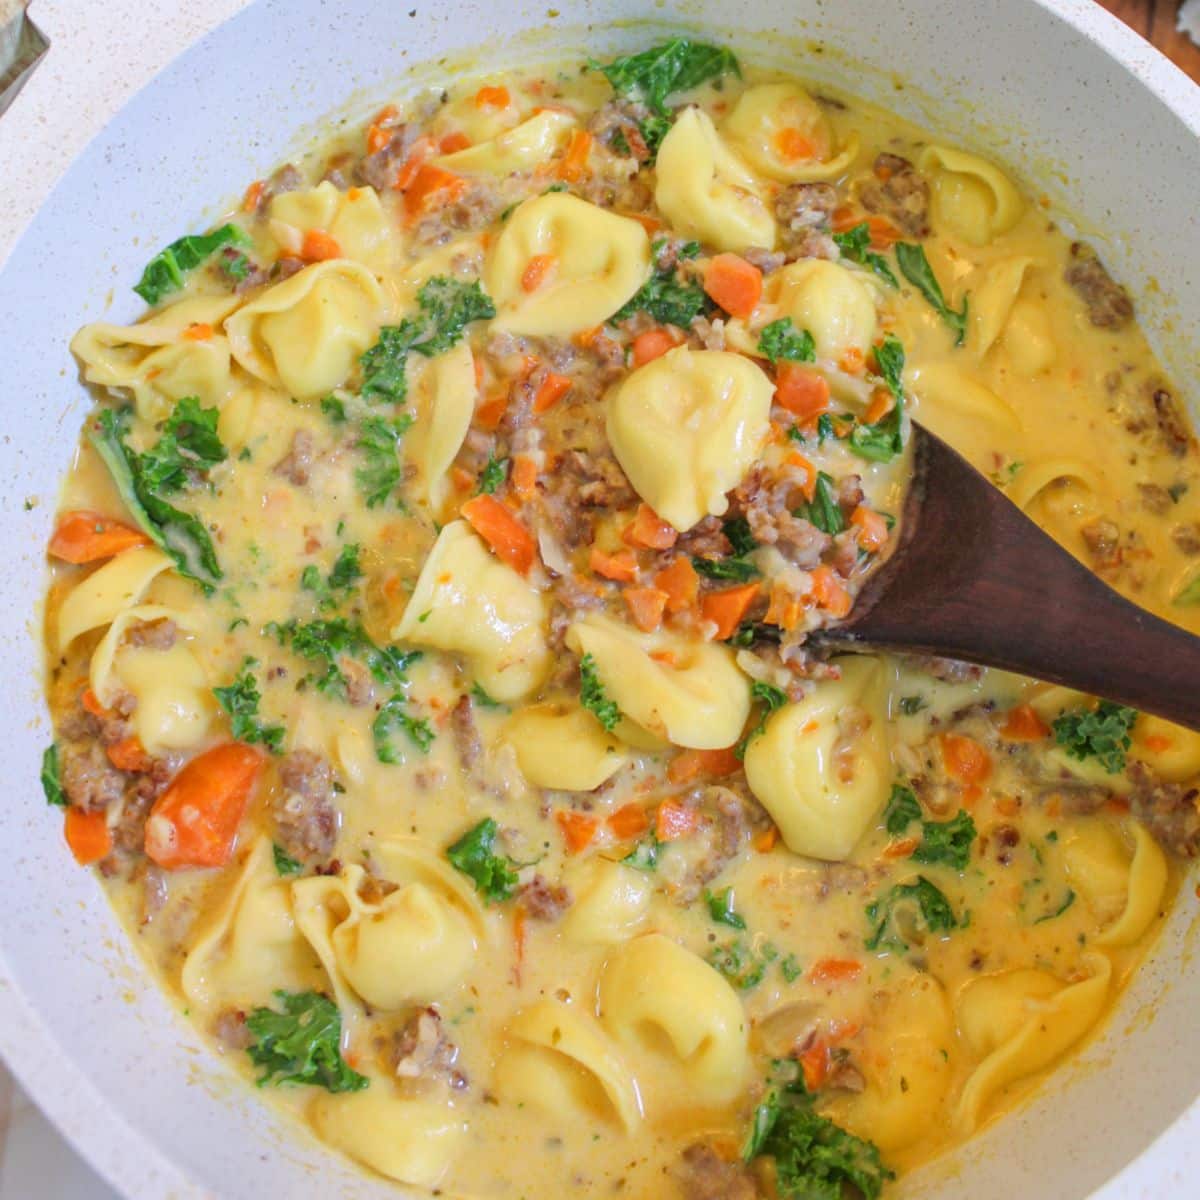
top-left (302, 543), bottom-right (363, 610)
top-left (895, 243), bottom-right (968, 344)
top-left (705, 886), bottom-right (747, 929)
top-left (758, 317), bottom-right (817, 365)
top-left (320, 395), bottom-right (348, 424)
top-left (354, 413), bottom-right (414, 508)
top-left (41, 744), bottom-right (66, 807)
top-left (268, 617), bottom-right (418, 699)
top-left (722, 516), bottom-right (757, 557)
top-left (88, 408), bottom-right (222, 590)
top-left (1052, 700), bottom-right (1138, 773)
top-left (848, 334), bottom-right (906, 464)
top-left (213, 657), bottom-right (286, 753)
top-left (736, 680), bottom-right (788, 758)
top-left (622, 835), bottom-right (661, 871)
top-left (708, 937), bottom-right (778, 990)
top-left (477, 454), bottom-right (509, 495)
top-left (593, 39), bottom-right (740, 117)
top-left (795, 471), bottom-right (845, 536)
top-left (137, 396), bottom-right (227, 494)
top-left (446, 817), bottom-right (520, 903)
top-left (218, 250), bottom-right (253, 284)
top-left (372, 694), bottom-right (435, 761)
top-left (833, 222), bottom-right (899, 288)
top-left (134, 223), bottom-right (249, 305)
top-left (245, 990), bottom-right (368, 1092)
top-left (273, 844), bottom-right (304, 877)
top-left (912, 810), bottom-right (977, 870)
top-left (882, 783), bottom-right (922, 835)
top-left (470, 682), bottom-right (503, 708)
top-left (865, 876), bottom-right (958, 953)
top-left (898, 694), bottom-right (927, 716)
top-left (615, 269), bottom-right (709, 328)
top-left (1035, 889), bottom-right (1077, 924)
top-left (580, 652), bottom-right (621, 732)
top-left (691, 554), bottom-right (759, 582)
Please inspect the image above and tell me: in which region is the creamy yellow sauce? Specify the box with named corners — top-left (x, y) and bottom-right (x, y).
top-left (41, 43), bottom-right (1200, 1200)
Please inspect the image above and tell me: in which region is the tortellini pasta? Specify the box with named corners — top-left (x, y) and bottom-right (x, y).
top-left (723, 83), bottom-right (859, 182)
top-left (919, 145), bottom-right (1024, 245)
top-left (566, 614), bottom-right (750, 750)
top-left (115, 640), bottom-right (214, 754)
top-left (87, 603), bottom-right (187, 706)
top-left (909, 362), bottom-right (1022, 450)
top-left (55, 545), bottom-right (173, 651)
top-left (1063, 820), bottom-right (1167, 947)
top-left (1006, 459), bottom-right (1107, 511)
top-left (393, 520), bottom-right (551, 702)
top-left (606, 346), bottom-right (773, 532)
top-left (270, 181), bottom-right (397, 273)
top-left (597, 933), bottom-right (749, 1103)
top-left (225, 260), bottom-right (385, 398)
top-left (493, 1000), bottom-right (642, 1131)
top-left (828, 974), bottom-right (954, 1151)
top-left (954, 953), bottom-right (1112, 1130)
top-left (1130, 713), bottom-right (1200, 782)
top-left (70, 295), bottom-right (240, 422)
top-left (562, 858), bottom-right (652, 945)
top-left (181, 838), bottom-right (324, 1014)
top-left (485, 193), bottom-right (650, 337)
top-left (434, 89), bottom-right (522, 144)
top-left (437, 109), bottom-right (576, 175)
top-left (402, 341), bottom-right (476, 513)
top-left (770, 259), bottom-right (878, 362)
top-left (292, 861), bottom-right (479, 1014)
top-left (968, 255), bottom-right (1056, 372)
top-left (310, 1079), bottom-right (466, 1187)
top-left (744, 656), bottom-right (891, 861)
top-left (654, 107), bottom-right (777, 252)
top-left (503, 700), bottom-right (627, 791)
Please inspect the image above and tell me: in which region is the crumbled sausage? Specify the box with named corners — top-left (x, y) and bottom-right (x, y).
top-left (390, 1007), bottom-right (468, 1089)
top-left (775, 182), bottom-right (839, 258)
top-left (674, 1143), bottom-right (760, 1200)
top-left (520, 874), bottom-right (572, 921)
top-left (1152, 388), bottom-right (1193, 458)
top-left (127, 618), bottom-right (178, 650)
top-left (358, 125), bottom-right (418, 191)
top-left (1064, 242), bottom-right (1133, 330)
top-left (858, 153), bottom-right (930, 238)
top-left (213, 1008), bottom-right (254, 1052)
top-left (274, 750), bottom-right (340, 863)
top-left (274, 429), bottom-right (315, 486)
top-left (1129, 763), bottom-right (1200, 857)
top-left (1138, 483), bottom-right (1174, 515)
top-left (60, 742), bottom-right (125, 813)
top-left (1081, 518), bottom-right (1121, 569)
top-left (1173, 523), bottom-right (1200, 555)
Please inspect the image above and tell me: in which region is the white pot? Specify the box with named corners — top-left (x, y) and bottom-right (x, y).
top-left (0, 2), bottom-right (1197, 1197)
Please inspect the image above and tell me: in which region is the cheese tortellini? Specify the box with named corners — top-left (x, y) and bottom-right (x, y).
top-left (55, 545), bottom-right (173, 651)
top-left (115, 640), bottom-right (215, 754)
top-left (494, 1000), bottom-right (642, 1131)
top-left (270, 181), bottom-right (397, 273)
top-left (1063, 820), bottom-right (1167, 947)
top-left (920, 145), bottom-right (1024, 245)
top-left (909, 362), bottom-right (1022, 450)
top-left (723, 83), bottom-right (859, 182)
top-left (598, 934), bottom-right (749, 1104)
top-left (954, 953), bottom-right (1112, 1131)
top-left (770, 259), bottom-right (878, 362)
top-left (655, 107), bottom-right (777, 251)
top-left (744, 656), bottom-right (891, 861)
top-left (567, 614), bottom-right (750, 750)
top-left (485, 193), bottom-right (650, 337)
top-left (968, 255), bottom-right (1056, 373)
top-left (393, 520), bottom-right (552, 702)
top-left (71, 295), bottom-right (240, 422)
top-left (1130, 714), bottom-right (1200, 782)
top-left (504, 700), bottom-right (627, 791)
top-left (402, 341), bottom-right (476, 513)
top-left (562, 858), bottom-right (652, 945)
top-left (225, 260), bottom-right (385, 398)
top-left (606, 346), bottom-right (773, 532)
top-left (438, 110), bottom-right (576, 175)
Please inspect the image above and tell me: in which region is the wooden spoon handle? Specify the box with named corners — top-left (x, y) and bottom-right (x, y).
top-left (823, 426), bottom-right (1200, 730)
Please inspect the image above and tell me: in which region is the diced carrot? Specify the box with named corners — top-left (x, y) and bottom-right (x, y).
top-left (475, 85), bottom-right (511, 109)
top-left (883, 835), bottom-right (919, 859)
top-left (994, 794), bottom-right (1020, 817)
top-left (1143, 733), bottom-right (1174, 753)
top-left (521, 253), bottom-right (556, 293)
top-left (999, 703), bottom-right (1050, 742)
top-left (799, 1038), bottom-right (830, 1090)
top-left (450, 466), bottom-right (474, 492)
top-left (371, 103), bottom-right (399, 126)
top-left (590, 546), bottom-right (639, 583)
top-left (182, 322), bottom-right (214, 341)
top-left (863, 387), bottom-right (894, 426)
top-left (475, 391), bottom-right (509, 431)
top-left (649, 649), bottom-right (677, 667)
top-left (850, 506), bottom-right (890, 553)
top-left (574, 325), bottom-right (604, 348)
top-left (839, 346), bottom-right (866, 375)
top-left (764, 580), bottom-right (805, 630)
top-left (49, 511), bottom-right (150, 564)
top-left (774, 127), bottom-right (817, 162)
top-left (556, 809), bottom-right (598, 854)
top-left (651, 560), bottom-right (698, 620)
top-left (511, 454), bottom-right (539, 500)
top-left (366, 122), bottom-right (390, 154)
top-left (810, 565), bottom-right (852, 618)
top-left (831, 208), bottom-right (903, 249)
top-left (667, 747), bottom-right (741, 785)
top-left (144, 743), bottom-right (264, 870)
top-left (462, 494), bottom-right (537, 575)
top-left (703, 253), bottom-right (763, 319)
top-left (533, 371), bottom-right (572, 413)
top-left (512, 904), bottom-right (527, 986)
top-left (621, 211), bottom-right (662, 235)
top-left (65, 807), bottom-right (112, 866)
top-left (775, 363), bottom-right (831, 423)
top-left (700, 582), bottom-right (761, 640)
top-left (632, 327), bottom-right (680, 366)
top-left (300, 229), bottom-right (342, 262)
top-left (241, 180), bottom-right (265, 213)
top-left (655, 798), bottom-right (700, 842)
top-left (624, 503), bottom-right (677, 550)
top-left (809, 958), bottom-right (862, 985)
top-left (941, 733), bottom-right (993, 784)
top-left (393, 136), bottom-right (434, 190)
top-left (784, 452), bottom-right (818, 502)
top-left (557, 129), bottom-right (593, 181)
top-left (607, 803), bottom-right (649, 840)
top-left (754, 825), bottom-right (779, 853)
top-left (403, 163), bottom-right (467, 220)
top-left (438, 131), bottom-right (471, 154)
top-left (80, 687), bottom-right (107, 718)
top-left (624, 585), bottom-right (668, 632)
top-left (107, 735), bottom-right (152, 773)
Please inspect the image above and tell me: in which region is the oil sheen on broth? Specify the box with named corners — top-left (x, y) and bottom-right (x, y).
top-left (41, 37), bottom-right (1200, 1200)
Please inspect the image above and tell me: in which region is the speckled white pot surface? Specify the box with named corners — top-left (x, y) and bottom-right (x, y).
top-left (0, 2), bottom-right (1198, 1197)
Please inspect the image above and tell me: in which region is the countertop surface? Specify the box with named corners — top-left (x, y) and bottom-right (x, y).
top-left (0, 1), bottom-right (1197, 1197)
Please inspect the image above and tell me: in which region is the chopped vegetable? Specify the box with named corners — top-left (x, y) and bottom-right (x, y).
top-left (775, 363), bottom-right (831, 424)
top-left (912, 810), bottom-right (977, 869)
top-left (899, 695), bottom-right (926, 716)
top-left (556, 809), bottom-right (598, 853)
top-left (882, 783), bottom-right (922, 835)
top-left (41, 744), bottom-right (66, 807)
top-left (940, 732), bottom-right (992, 784)
top-left (848, 335), bottom-right (905, 463)
top-left (655, 797), bottom-right (700, 841)
top-left (373, 694), bottom-right (435, 761)
top-left (708, 937), bottom-right (778, 990)
top-left (136, 396), bottom-right (227, 495)
top-left (617, 266), bottom-right (710, 329)
top-left (736, 680), bottom-right (789, 758)
top-left (656, 556), bottom-right (700, 614)
top-left (64, 807), bottom-right (112, 865)
top-left (471, 682), bottom-right (502, 708)
top-left (1000, 702), bottom-right (1051, 741)
top-left (691, 554), bottom-right (758, 582)
top-left (1052, 700), bottom-right (1138, 773)
top-left (1035, 890), bottom-right (1077, 924)
top-left (895, 243), bottom-right (968, 344)
top-left (700, 581), bottom-right (761, 641)
top-left (631, 326), bottom-right (682, 365)
top-left (865, 876), bottom-right (958, 952)
top-left (808, 957), bottom-right (862, 985)
top-left (580, 652), bottom-right (621, 732)
top-left (703, 253), bottom-right (762, 319)
top-left (461, 493), bottom-right (537, 574)
top-left (446, 817), bottom-right (520, 903)
top-left (134, 223), bottom-right (248, 305)
top-left (48, 510), bottom-right (151, 563)
top-left (607, 802), bottom-right (650, 839)
top-left (213, 658), bottom-right (287, 753)
top-left (759, 317), bottom-right (816, 365)
top-left (624, 584), bottom-right (668, 631)
top-left (476, 453), bottom-right (509, 495)
top-left (273, 844), bottom-right (304, 876)
top-left (302, 543), bottom-right (363, 610)
top-left (622, 835), bottom-right (661, 871)
top-left (355, 413), bottom-right (414, 508)
top-left (705, 886), bottom-right (746, 929)
top-left (246, 990), bottom-right (368, 1092)
top-left (266, 616), bottom-right (418, 698)
top-left (795, 471), bottom-right (845, 536)
top-left (833, 222), bottom-right (899, 288)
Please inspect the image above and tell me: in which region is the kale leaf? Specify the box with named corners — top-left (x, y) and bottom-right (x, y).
top-left (268, 617), bottom-right (418, 699)
top-left (882, 783), bottom-right (922, 835)
top-left (833, 222), bottom-right (899, 288)
top-left (273, 844), bottom-right (304, 877)
top-left (593, 39), bottom-right (740, 117)
top-left (895, 243), bottom-right (968, 344)
top-left (373, 694), bottom-right (435, 761)
top-left (865, 876), bottom-right (958, 952)
top-left (302, 544), bottom-right (363, 610)
top-left (41, 744), bottom-right (66, 807)
top-left (580, 652), bottom-right (621, 732)
top-left (615, 269), bottom-right (709, 328)
top-left (736, 680), bottom-right (788, 758)
top-left (354, 413), bottom-right (414, 508)
top-left (137, 396), bottom-right (226, 494)
top-left (795, 471), bottom-right (845, 536)
top-left (477, 454), bottom-right (509, 495)
top-left (1052, 700), bottom-right (1138, 773)
top-left (134, 224), bottom-right (249, 305)
top-left (691, 554), bottom-right (759, 582)
top-left (245, 990), bottom-right (368, 1092)
top-left (446, 817), bottom-right (521, 903)
top-left (705, 886), bottom-right (747, 929)
top-left (848, 334), bottom-right (906, 464)
top-left (759, 317), bottom-right (817, 365)
top-left (912, 810), bottom-right (977, 869)
top-left (213, 657), bottom-right (286, 753)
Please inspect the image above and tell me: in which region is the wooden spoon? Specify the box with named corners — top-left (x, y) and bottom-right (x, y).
top-left (814, 424), bottom-right (1200, 730)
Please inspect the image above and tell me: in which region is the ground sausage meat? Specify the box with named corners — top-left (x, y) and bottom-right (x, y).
top-left (274, 429), bottom-right (315, 486)
top-left (1129, 763), bottom-right (1200, 857)
top-left (274, 750), bottom-right (340, 863)
top-left (1064, 242), bottom-right (1134, 330)
top-left (390, 1006), bottom-right (468, 1089)
top-left (61, 742), bottom-right (126, 813)
top-left (1152, 388), bottom-right (1193, 458)
top-left (858, 152), bottom-right (930, 238)
top-left (520, 874), bottom-right (572, 921)
top-left (674, 1143), bottom-right (760, 1200)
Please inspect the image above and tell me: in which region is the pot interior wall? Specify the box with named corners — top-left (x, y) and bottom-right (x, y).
top-left (0, 1), bottom-right (1197, 1197)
